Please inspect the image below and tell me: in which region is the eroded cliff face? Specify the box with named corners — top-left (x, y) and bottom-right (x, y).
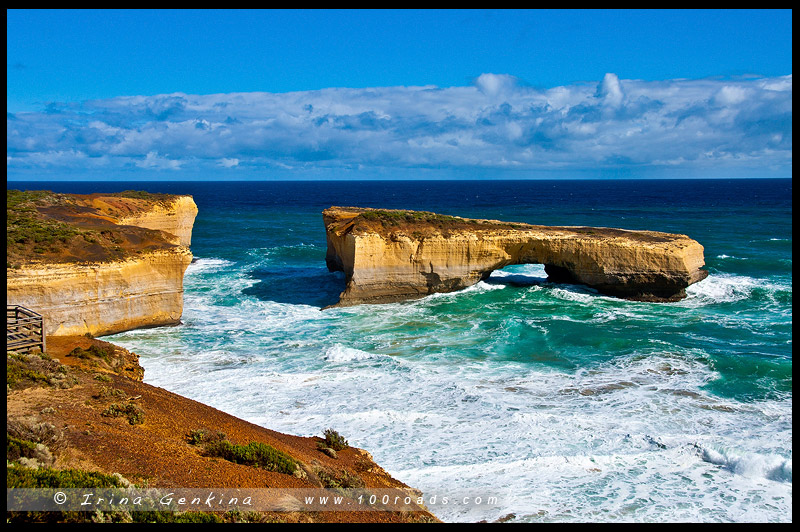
top-left (7, 191), bottom-right (197, 337)
top-left (7, 248), bottom-right (193, 337)
top-left (115, 195), bottom-right (198, 246)
top-left (324, 207), bottom-right (708, 306)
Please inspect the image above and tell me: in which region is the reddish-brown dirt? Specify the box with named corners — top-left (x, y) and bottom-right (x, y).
top-left (7, 336), bottom-right (439, 523)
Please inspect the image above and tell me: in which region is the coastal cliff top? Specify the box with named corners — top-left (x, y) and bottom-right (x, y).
top-left (7, 337), bottom-right (439, 523)
top-left (323, 206), bottom-right (685, 245)
top-left (7, 190), bottom-right (191, 268)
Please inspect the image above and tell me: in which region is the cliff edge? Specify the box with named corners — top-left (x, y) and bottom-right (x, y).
top-left (7, 336), bottom-right (439, 523)
top-left (7, 190), bottom-right (198, 336)
top-left (324, 206), bottom-right (708, 306)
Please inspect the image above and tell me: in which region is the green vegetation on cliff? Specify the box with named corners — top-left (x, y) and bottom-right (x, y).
top-left (7, 350), bottom-right (77, 390)
top-left (7, 464), bottom-right (124, 489)
top-left (358, 209), bottom-right (464, 226)
top-left (113, 190), bottom-right (173, 201)
top-left (354, 208), bottom-right (523, 232)
top-left (7, 190), bottom-right (85, 262)
top-left (203, 440), bottom-right (299, 476)
top-left (322, 428), bottom-right (349, 451)
top-left (6, 189), bottom-right (180, 267)
top-left (186, 429), bottom-right (299, 476)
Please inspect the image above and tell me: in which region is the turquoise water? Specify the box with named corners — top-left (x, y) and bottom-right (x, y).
top-left (12, 179), bottom-right (792, 522)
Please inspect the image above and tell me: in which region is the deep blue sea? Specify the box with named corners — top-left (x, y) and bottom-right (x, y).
top-left (10, 179), bottom-right (792, 522)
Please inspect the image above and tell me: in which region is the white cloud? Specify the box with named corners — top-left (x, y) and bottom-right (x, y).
top-left (474, 73), bottom-right (518, 98)
top-left (6, 74), bottom-right (792, 177)
top-left (597, 72), bottom-right (625, 109)
top-left (714, 85), bottom-right (749, 106)
top-left (135, 151), bottom-right (182, 170)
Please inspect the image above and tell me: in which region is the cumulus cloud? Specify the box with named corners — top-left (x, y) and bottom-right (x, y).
top-left (135, 151), bottom-right (182, 170)
top-left (6, 74), bottom-right (792, 177)
top-left (474, 73), bottom-right (519, 99)
top-left (714, 85), bottom-right (749, 106)
top-left (596, 72), bottom-right (625, 109)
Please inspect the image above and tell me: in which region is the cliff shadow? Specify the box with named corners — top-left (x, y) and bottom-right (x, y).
top-left (242, 266), bottom-right (346, 308)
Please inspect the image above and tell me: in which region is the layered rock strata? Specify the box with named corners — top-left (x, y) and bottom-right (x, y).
top-left (115, 195), bottom-right (198, 246)
top-left (7, 248), bottom-right (193, 337)
top-left (323, 207), bottom-right (708, 306)
top-left (7, 193), bottom-right (197, 336)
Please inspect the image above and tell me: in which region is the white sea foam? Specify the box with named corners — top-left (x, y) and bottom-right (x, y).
top-left (323, 344), bottom-right (384, 363)
top-left (687, 273), bottom-right (791, 309)
top-left (105, 251), bottom-right (793, 523)
top-left (549, 288), bottom-right (595, 303)
top-left (185, 257), bottom-right (234, 275)
top-left (682, 274), bottom-right (763, 306)
top-left (490, 263), bottom-right (548, 281)
top-left (419, 280), bottom-right (507, 302)
top-left (700, 446), bottom-right (792, 483)
top-left (125, 334), bottom-right (793, 522)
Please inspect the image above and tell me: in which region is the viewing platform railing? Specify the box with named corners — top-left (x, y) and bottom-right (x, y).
top-left (7, 305), bottom-right (46, 354)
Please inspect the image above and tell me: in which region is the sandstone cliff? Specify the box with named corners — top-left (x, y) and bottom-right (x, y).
top-left (7, 190), bottom-right (198, 337)
top-left (114, 195), bottom-right (198, 247)
top-left (7, 248), bottom-right (193, 337)
top-left (324, 207), bottom-right (708, 306)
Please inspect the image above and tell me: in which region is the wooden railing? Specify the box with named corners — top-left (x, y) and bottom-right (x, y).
top-left (7, 305), bottom-right (46, 354)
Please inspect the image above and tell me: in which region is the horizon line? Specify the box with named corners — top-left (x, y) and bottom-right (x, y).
top-left (6, 176), bottom-right (793, 184)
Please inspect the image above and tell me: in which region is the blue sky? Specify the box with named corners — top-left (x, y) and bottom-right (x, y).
top-left (7, 9), bottom-right (793, 180)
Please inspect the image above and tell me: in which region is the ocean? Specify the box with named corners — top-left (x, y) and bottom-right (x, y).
top-left (9, 179), bottom-right (792, 522)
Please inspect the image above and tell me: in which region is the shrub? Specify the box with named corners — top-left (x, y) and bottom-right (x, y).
top-left (7, 418), bottom-right (62, 468)
top-left (7, 464), bottom-right (124, 488)
top-left (313, 466), bottom-right (365, 490)
top-left (101, 403), bottom-right (145, 425)
top-left (7, 359), bottom-right (50, 388)
top-left (7, 418), bottom-right (64, 452)
top-left (7, 465), bottom-right (127, 523)
top-left (93, 386), bottom-right (126, 400)
top-left (323, 428), bottom-right (349, 451)
top-left (69, 345), bottom-right (114, 364)
top-left (203, 440), bottom-right (298, 476)
top-left (186, 428), bottom-right (227, 445)
top-left (7, 352), bottom-right (75, 390)
top-left (7, 435), bottom-right (39, 461)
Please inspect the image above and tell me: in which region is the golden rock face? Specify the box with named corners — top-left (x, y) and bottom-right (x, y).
top-left (7, 195), bottom-right (197, 337)
top-left (116, 195), bottom-right (198, 247)
top-left (7, 249), bottom-right (193, 337)
top-left (323, 207), bottom-right (708, 306)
